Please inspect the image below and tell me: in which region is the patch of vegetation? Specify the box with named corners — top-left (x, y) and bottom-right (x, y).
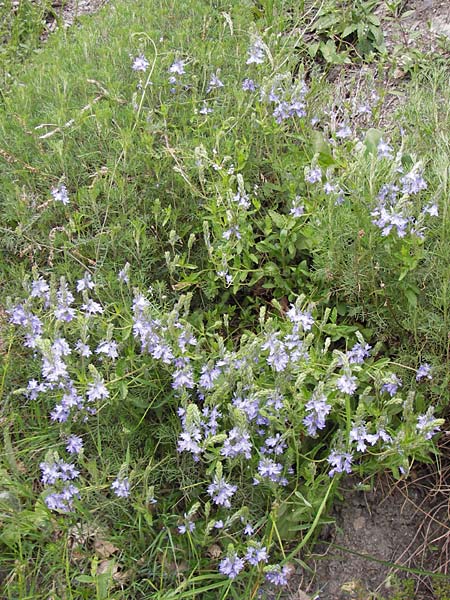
top-left (0, 1), bottom-right (448, 598)
top-left (0, 0), bottom-right (56, 92)
top-left (306, 0), bottom-right (386, 64)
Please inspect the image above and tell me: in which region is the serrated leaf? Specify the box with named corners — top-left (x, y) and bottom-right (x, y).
top-left (268, 209), bottom-right (286, 228)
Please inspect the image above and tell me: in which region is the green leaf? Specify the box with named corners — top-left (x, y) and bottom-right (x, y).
top-left (311, 130), bottom-right (332, 156)
top-left (75, 575), bottom-right (95, 584)
top-left (367, 13), bottom-right (381, 26)
top-left (357, 21), bottom-right (367, 41)
top-left (307, 41), bottom-right (320, 58)
top-left (398, 268), bottom-right (409, 282)
top-left (404, 287), bottom-right (417, 307)
top-left (120, 381), bottom-right (128, 399)
top-left (320, 39), bottom-right (338, 63)
top-left (369, 24), bottom-right (385, 49)
top-left (364, 128), bottom-right (383, 155)
top-left (263, 261), bottom-right (280, 276)
top-left (294, 490), bottom-right (313, 508)
top-left (311, 12), bottom-right (341, 32)
top-left (342, 23), bottom-right (358, 38)
top-left (268, 209), bottom-right (286, 229)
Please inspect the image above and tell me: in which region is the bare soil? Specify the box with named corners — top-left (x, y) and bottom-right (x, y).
top-left (288, 435), bottom-right (450, 600)
top-left (44, 0), bottom-right (109, 36)
top-left (380, 0), bottom-right (450, 51)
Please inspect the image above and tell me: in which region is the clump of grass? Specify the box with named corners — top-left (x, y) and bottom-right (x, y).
top-left (0, 0), bottom-right (55, 93)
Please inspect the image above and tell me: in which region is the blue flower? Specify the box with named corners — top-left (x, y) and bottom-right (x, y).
top-left (87, 376), bottom-right (109, 402)
top-left (96, 340), bottom-right (119, 360)
top-left (118, 262), bottom-right (131, 284)
top-left (257, 457), bottom-right (283, 483)
top-left (245, 544), bottom-right (268, 565)
top-left (349, 423), bottom-right (369, 452)
top-left (40, 460), bottom-right (80, 485)
top-left (381, 374), bottom-right (402, 396)
top-left (265, 564), bottom-right (290, 586)
top-left (81, 299), bottom-right (103, 315)
top-left (303, 395), bottom-right (331, 436)
top-left (172, 366), bottom-right (195, 390)
top-left (31, 277), bottom-right (49, 299)
top-left (336, 374), bottom-right (357, 395)
top-left (246, 37), bottom-right (265, 65)
top-left (219, 552), bottom-right (245, 579)
top-left (207, 71), bottom-right (224, 93)
top-left (401, 170), bottom-right (427, 195)
top-left (286, 305), bottom-right (314, 331)
top-left (305, 167), bottom-right (322, 184)
top-left (169, 59), bottom-right (186, 75)
top-left (177, 427), bottom-right (202, 458)
top-left (45, 484), bottom-right (80, 512)
top-left (178, 517), bottom-right (195, 534)
top-left (132, 55), bottom-right (149, 72)
top-left (66, 435), bottom-right (83, 455)
top-left (290, 198), bottom-right (305, 218)
top-left (207, 476), bottom-right (237, 508)
top-left (111, 477), bottom-right (130, 498)
top-left (422, 203), bottom-right (438, 217)
top-left (242, 78), bottom-right (257, 91)
top-left (221, 427), bottom-right (252, 459)
top-left (335, 124), bottom-right (352, 139)
top-left (327, 450), bottom-right (353, 476)
top-left (76, 272), bottom-right (95, 292)
top-left (416, 363), bottom-right (432, 381)
top-left (51, 184), bottom-right (70, 205)
top-left (416, 407), bottom-right (440, 440)
top-left (346, 342), bottom-right (371, 364)
top-left (377, 138), bottom-right (394, 160)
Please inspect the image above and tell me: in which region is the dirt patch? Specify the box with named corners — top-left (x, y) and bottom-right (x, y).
top-left (43, 0), bottom-right (109, 36)
top-left (289, 435), bottom-right (450, 600)
top-left (57, 0), bottom-right (109, 25)
top-left (379, 0), bottom-right (450, 52)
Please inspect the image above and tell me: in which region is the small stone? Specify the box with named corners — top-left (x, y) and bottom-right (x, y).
top-left (353, 516), bottom-right (366, 531)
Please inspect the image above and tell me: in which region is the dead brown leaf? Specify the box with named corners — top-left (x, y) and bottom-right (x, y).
top-left (96, 559), bottom-right (119, 577)
top-left (113, 568), bottom-right (133, 585)
top-left (94, 539), bottom-right (119, 559)
top-left (206, 544), bottom-right (222, 559)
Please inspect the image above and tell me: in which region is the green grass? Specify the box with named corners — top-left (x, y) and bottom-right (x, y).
top-left (0, 0), bottom-right (56, 91)
top-left (0, 1), bottom-right (449, 599)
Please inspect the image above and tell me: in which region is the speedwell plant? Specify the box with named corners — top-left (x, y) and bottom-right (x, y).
top-left (6, 267), bottom-right (441, 595)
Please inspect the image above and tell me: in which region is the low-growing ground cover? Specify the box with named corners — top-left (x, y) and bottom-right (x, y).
top-left (0, 1), bottom-right (448, 598)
